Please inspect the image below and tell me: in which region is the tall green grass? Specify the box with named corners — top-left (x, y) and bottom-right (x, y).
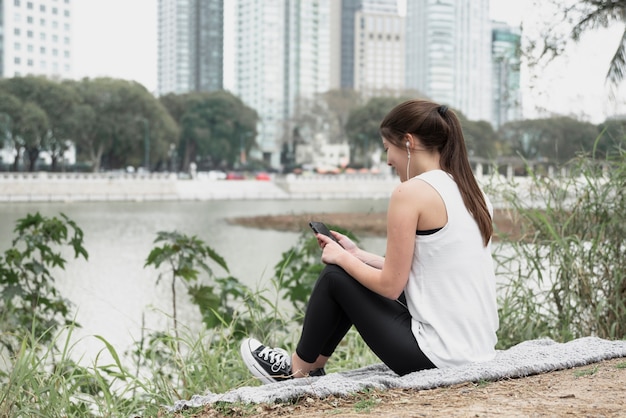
top-left (492, 149), bottom-right (625, 348)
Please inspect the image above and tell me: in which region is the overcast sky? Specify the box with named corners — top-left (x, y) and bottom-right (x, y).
top-left (72, 0), bottom-right (625, 123)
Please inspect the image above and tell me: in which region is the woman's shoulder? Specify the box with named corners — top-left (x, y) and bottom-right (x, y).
top-left (391, 173), bottom-right (443, 206)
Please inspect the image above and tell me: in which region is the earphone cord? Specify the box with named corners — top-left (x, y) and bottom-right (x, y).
top-left (406, 151), bottom-right (410, 180)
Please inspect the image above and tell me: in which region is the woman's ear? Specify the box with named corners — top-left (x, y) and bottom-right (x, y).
top-left (404, 134), bottom-right (413, 149)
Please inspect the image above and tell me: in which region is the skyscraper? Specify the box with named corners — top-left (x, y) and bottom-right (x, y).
top-left (405, 0), bottom-right (492, 122)
top-left (492, 20), bottom-right (522, 128)
top-left (331, 0), bottom-right (400, 91)
top-left (158, 0), bottom-right (223, 95)
top-left (234, 0), bottom-right (331, 167)
top-left (0, 0), bottom-right (74, 79)
top-left (353, 4), bottom-right (405, 96)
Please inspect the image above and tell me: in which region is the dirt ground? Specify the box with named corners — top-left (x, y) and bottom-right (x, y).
top-left (203, 211), bottom-right (625, 417)
top-left (227, 209), bottom-right (520, 240)
top-left (185, 357), bottom-right (626, 417)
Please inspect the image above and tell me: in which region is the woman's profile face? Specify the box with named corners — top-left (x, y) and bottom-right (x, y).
top-left (382, 137), bottom-right (409, 182)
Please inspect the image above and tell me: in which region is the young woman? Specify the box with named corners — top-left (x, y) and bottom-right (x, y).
top-left (240, 99), bottom-right (499, 383)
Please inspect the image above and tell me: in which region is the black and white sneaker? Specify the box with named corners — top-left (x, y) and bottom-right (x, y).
top-left (240, 337), bottom-right (293, 384)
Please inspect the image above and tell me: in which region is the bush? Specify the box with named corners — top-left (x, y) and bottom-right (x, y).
top-left (493, 149), bottom-right (626, 348)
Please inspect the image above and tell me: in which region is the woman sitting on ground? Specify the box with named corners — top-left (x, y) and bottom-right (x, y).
top-left (240, 99), bottom-right (499, 383)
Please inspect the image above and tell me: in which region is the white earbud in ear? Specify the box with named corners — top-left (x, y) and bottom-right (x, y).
top-left (406, 141), bottom-right (410, 148)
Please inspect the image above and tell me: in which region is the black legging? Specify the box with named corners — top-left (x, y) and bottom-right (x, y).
top-left (295, 264), bottom-right (436, 376)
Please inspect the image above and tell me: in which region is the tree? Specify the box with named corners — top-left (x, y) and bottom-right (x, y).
top-left (345, 96), bottom-right (411, 167)
top-left (160, 91), bottom-right (258, 171)
top-left (67, 78), bottom-right (178, 172)
top-left (596, 117), bottom-right (626, 158)
top-left (536, 0), bottom-right (626, 94)
top-left (19, 102), bottom-right (49, 171)
top-left (0, 92), bottom-right (21, 164)
top-left (457, 113), bottom-right (500, 159)
top-left (0, 76), bottom-right (79, 171)
top-left (0, 89), bottom-right (50, 171)
top-left (319, 89), bottom-right (362, 143)
top-left (499, 116), bottom-right (599, 163)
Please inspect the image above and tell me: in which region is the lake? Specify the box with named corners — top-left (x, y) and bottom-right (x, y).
top-left (0, 199), bottom-right (389, 364)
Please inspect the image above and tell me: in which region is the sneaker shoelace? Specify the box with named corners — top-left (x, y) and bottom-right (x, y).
top-left (257, 346), bottom-right (291, 374)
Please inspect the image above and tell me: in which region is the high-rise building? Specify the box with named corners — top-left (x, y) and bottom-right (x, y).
top-left (492, 21), bottom-right (522, 129)
top-left (353, 6), bottom-right (405, 96)
top-left (0, 0), bottom-right (74, 79)
top-left (158, 0), bottom-right (223, 95)
top-left (234, 0), bottom-right (331, 167)
top-left (330, 0), bottom-right (400, 91)
top-left (336, 0), bottom-right (361, 90)
top-left (405, 0), bottom-right (492, 122)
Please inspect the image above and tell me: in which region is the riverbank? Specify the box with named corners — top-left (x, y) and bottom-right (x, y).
top-left (0, 172), bottom-right (400, 202)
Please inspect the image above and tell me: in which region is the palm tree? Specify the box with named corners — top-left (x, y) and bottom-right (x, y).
top-left (557, 0), bottom-right (626, 95)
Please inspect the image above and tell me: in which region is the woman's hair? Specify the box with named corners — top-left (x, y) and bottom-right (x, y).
top-left (379, 99), bottom-right (492, 246)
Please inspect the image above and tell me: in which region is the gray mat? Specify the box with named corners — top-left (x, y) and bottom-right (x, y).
top-left (169, 336), bottom-right (626, 411)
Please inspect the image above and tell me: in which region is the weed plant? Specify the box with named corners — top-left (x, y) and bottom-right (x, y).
top-left (492, 148), bottom-right (625, 348)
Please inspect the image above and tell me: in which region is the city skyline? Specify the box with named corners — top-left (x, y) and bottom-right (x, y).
top-left (71, 0), bottom-right (625, 124)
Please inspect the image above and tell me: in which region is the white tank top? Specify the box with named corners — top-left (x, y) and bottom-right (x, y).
top-left (404, 170), bottom-right (498, 368)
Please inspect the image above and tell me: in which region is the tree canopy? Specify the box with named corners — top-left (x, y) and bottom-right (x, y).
top-left (160, 91), bottom-right (258, 172)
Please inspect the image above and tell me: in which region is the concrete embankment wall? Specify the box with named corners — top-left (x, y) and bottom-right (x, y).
top-left (0, 172), bottom-right (401, 202)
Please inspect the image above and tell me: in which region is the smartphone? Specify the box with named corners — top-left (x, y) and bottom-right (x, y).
top-left (309, 221), bottom-right (341, 245)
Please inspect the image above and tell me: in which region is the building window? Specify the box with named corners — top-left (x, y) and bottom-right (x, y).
top-left (14, 42), bottom-right (21, 50)
top-left (40, 46), bottom-right (46, 53)
top-left (27, 59), bottom-right (33, 66)
top-left (40, 33), bottom-right (46, 40)
top-left (64, 10), bottom-right (70, 17)
top-left (14, 57), bottom-right (21, 64)
top-left (40, 18), bottom-right (46, 25)
top-left (52, 7), bottom-right (58, 14)
top-left (14, 28), bottom-right (21, 35)
top-left (14, 0), bottom-right (21, 6)
top-left (27, 30), bottom-right (33, 38)
top-left (27, 1), bottom-right (33, 9)
top-left (40, 4), bottom-right (46, 11)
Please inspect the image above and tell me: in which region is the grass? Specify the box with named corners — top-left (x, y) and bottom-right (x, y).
top-left (573, 366), bottom-right (599, 377)
top-left (352, 389), bottom-right (381, 413)
top-left (487, 151), bottom-right (626, 348)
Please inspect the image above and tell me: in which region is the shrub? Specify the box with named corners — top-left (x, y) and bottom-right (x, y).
top-left (494, 149), bottom-right (625, 348)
